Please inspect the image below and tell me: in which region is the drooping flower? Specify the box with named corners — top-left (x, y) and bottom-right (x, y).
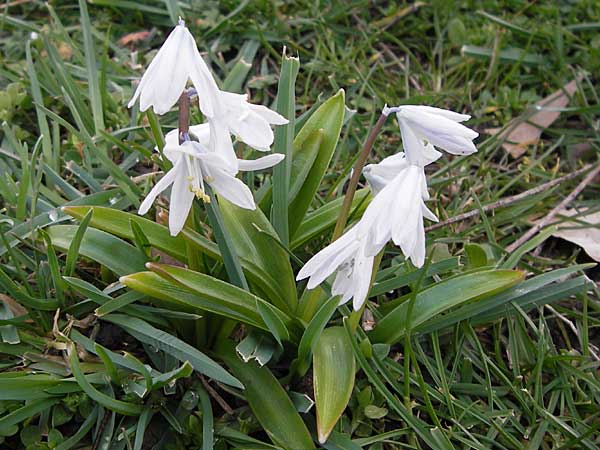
top-left (359, 161), bottom-right (438, 268)
top-left (296, 226), bottom-right (376, 311)
top-left (127, 19), bottom-right (219, 117)
top-left (139, 124), bottom-right (284, 236)
top-left (208, 91), bottom-right (288, 172)
top-left (385, 105), bottom-right (478, 164)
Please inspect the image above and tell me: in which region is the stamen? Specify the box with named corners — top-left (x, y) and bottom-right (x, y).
top-left (191, 188), bottom-right (211, 203)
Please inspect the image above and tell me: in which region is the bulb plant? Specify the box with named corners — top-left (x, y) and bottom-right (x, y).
top-left (0, 11), bottom-right (595, 450)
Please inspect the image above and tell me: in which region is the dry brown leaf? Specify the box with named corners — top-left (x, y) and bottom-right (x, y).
top-left (490, 78), bottom-right (580, 158)
top-left (118, 31), bottom-right (151, 47)
top-left (551, 208), bottom-right (600, 262)
top-left (0, 293), bottom-right (29, 317)
top-left (58, 42), bottom-right (73, 60)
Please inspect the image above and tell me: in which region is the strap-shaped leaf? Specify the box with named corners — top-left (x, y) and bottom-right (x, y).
top-left (217, 340), bottom-right (314, 450)
top-left (122, 264), bottom-right (301, 342)
top-left (370, 269), bottom-right (525, 344)
top-left (102, 313), bottom-right (242, 388)
top-left (67, 342), bottom-right (143, 416)
top-left (47, 225), bottom-right (146, 276)
top-left (313, 327), bottom-right (355, 444)
top-left (288, 90), bottom-right (346, 237)
top-left (62, 205), bottom-right (188, 261)
top-left (220, 199), bottom-right (297, 314)
top-left (63, 205), bottom-right (292, 309)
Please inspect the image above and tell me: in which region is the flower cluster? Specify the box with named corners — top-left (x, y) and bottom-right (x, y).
top-left (129, 19), bottom-right (287, 236)
top-left (297, 106), bottom-right (478, 310)
top-left (130, 20), bottom-right (479, 311)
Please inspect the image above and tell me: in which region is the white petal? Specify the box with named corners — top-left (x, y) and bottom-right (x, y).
top-left (363, 152), bottom-right (408, 194)
top-left (398, 119), bottom-right (426, 166)
top-left (238, 154), bottom-right (284, 171)
top-left (248, 103), bottom-right (288, 125)
top-left (138, 166), bottom-right (178, 215)
top-left (351, 252), bottom-right (374, 311)
top-left (209, 120), bottom-right (238, 173)
top-left (403, 109), bottom-right (478, 154)
top-left (188, 41), bottom-right (220, 118)
top-left (168, 166), bottom-right (195, 236)
top-left (209, 171), bottom-right (256, 210)
top-left (164, 128), bottom-right (179, 147)
top-left (230, 109), bottom-right (275, 151)
top-left (422, 203), bottom-right (438, 222)
top-left (408, 213), bottom-right (426, 268)
top-left (297, 227), bottom-right (358, 281)
top-left (422, 143), bottom-right (443, 165)
top-left (188, 123), bottom-right (211, 146)
top-left (307, 242), bottom-right (360, 289)
top-left (402, 105), bottom-right (471, 122)
top-left (138, 25), bottom-right (192, 115)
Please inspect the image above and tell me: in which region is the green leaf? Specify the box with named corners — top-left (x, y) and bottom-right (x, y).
top-left (370, 269), bottom-right (525, 344)
top-left (67, 343), bottom-right (143, 416)
top-left (54, 406), bottom-right (98, 450)
top-left (464, 243), bottom-right (489, 268)
top-left (64, 208), bottom-right (93, 277)
top-left (205, 188), bottom-right (249, 290)
top-left (291, 188), bottom-right (370, 250)
top-left (256, 301), bottom-right (290, 346)
top-left (220, 199), bottom-right (297, 314)
top-left (102, 314), bottom-right (243, 389)
top-left (62, 206), bottom-right (188, 262)
top-left (121, 270), bottom-right (265, 330)
top-left (62, 205), bottom-right (288, 307)
top-left (313, 327), bottom-right (355, 444)
top-left (271, 51), bottom-right (299, 245)
top-left (0, 398), bottom-right (60, 433)
top-left (78, 0), bottom-right (105, 132)
top-left (47, 225), bottom-right (147, 276)
top-left (293, 295), bottom-right (339, 376)
top-left (135, 263), bottom-right (300, 341)
top-left (288, 90), bottom-right (345, 237)
top-left (217, 340), bottom-right (314, 450)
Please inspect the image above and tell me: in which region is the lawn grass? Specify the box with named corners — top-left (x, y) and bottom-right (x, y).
top-left (0, 1), bottom-right (599, 449)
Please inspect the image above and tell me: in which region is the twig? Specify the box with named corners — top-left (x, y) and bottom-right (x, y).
top-left (379, 44), bottom-right (422, 92)
top-left (506, 163), bottom-right (600, 253)
top-left (200, 375), bottom-right (234, 415)
top-left (545, 304), bottom-right (600, 361)
top-left (426, 164), bottom-right (594, 232)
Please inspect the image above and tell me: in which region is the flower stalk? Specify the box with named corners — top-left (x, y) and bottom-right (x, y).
top-left (332, 112), bottom-right (388, 241)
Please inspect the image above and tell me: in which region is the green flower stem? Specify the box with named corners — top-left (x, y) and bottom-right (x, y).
top-left (332, 110), bottom-right (388, 331)
top-left (331, 112), bottom-right (388, 241)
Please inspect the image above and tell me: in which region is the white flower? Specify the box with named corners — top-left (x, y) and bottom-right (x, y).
top-left (359, 160), bottom-right (438, 267)
top-left (296, 226), bottom-right (376, 311)
top-left (128, 19), bottom-right (219, 117)
top-left (209, 91), bottom-right (288, 172)
top-left (139, 125), bottom-right (284, 236)
top-left (386, 105), bottom-right (478, 165)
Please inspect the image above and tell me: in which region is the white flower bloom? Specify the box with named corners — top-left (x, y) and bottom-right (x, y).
top-left (139, 127), bottom-right (284, 236)
top-left (359, 161), bottom-right (438, 268)
top-left (296, 226), bottom-right (376, 311)
top-left (209, 91), bottom-right (288, 172)
top-left (128, 20), bottom-right (219, 117)
top-left (387, 105), bottom-right (478, 164)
